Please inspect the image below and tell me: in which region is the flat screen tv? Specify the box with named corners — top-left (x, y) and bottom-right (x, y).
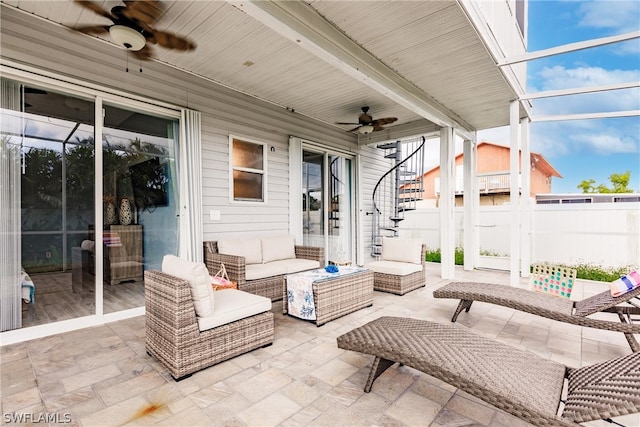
top-left (129, 157), bottom-right (168, 209)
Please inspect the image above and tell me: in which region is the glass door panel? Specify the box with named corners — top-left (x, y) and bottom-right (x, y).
top-left (102, 104), bottom-right (179, 313)
top-left (19, 87), bottom-right (96, 328)
top-left (328, 155), bottom-right (353, 264)
top-left (302, 151), bottom-right (324, 248)
top-left (302, 149), bottom-right (354, 264)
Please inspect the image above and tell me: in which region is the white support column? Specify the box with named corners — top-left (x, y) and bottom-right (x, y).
top-left (520, 118), bottom-right (532, 277)
top-left (463, 138), bottom-right (478, 271)
top-left (509, 101), bottom-right (521, 286)
top-left (440, 127), bottom-right (456, 279)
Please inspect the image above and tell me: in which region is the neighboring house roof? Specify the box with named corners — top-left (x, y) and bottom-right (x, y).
top-left (422, 141), bottom-right (562, 178)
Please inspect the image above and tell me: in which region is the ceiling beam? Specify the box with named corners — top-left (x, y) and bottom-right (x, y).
top-left (498, 30), bottom-right (640, 66)
top-left (229, 0), bottom-right (476, 140)
top-left (522, 81), bottom-right (640, 100)
top-left (532, 110), bottom-right (640, 123)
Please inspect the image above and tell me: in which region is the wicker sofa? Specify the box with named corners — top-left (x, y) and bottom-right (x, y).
top-left (204, 235), bottom-right (324, 301)
top-left (145, 260), bottom-right (274, 380)
top-left (365, 237), bottom-right (426, 295)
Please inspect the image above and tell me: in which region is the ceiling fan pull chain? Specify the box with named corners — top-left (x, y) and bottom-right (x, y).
top-left (139, 59), bottom-right (143, 73)
top-left (125, 53), bottom-right (129, 73)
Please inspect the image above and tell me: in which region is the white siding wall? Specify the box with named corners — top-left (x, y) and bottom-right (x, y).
top-left (1, 7), bottom-right (392, 249)
top-left (472, 0), bottom-right (527, 91)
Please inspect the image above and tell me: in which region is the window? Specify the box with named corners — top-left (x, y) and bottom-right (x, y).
top-left (562, 198), bottom-right (592, 204)
top-left (230, 136), bottom-right (266, 202)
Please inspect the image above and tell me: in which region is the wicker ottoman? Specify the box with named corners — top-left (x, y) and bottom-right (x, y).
top-left (284, 269), bottom-right (374, 326)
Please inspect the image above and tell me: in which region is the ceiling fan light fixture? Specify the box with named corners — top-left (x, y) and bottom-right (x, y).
top-left (109, 25), bottom-right (146, 51)
top-left (358, 125), bottom-right (374, 135)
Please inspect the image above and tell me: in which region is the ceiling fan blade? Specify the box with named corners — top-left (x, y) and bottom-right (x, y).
top-left (372, 117), bottom-right (398, 126)
top-left (149, 29), bottom-right (196, 50)
top-left (74, 0), bottom-right (115, 21)
top-left (122, 0), bottom-right (165, 26)
top-left (72, 25), bottom-right (110, 34)
top-left (347, 126), bottom-right (362, 133)
top-left (336, 122), bottom-right (361, 125)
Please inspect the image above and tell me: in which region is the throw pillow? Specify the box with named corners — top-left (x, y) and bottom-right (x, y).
top-left (218, 238), bottom-right (262, 264)
top-left (162, 255), bottom-right (215, 316)
top-left (382, 237), bottom-right (423, 264)
top-left (262, 235), bottom-right (296, 263)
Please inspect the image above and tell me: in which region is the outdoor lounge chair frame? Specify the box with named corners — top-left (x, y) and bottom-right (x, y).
top-left (433, 281), bottom-right (640, 352)
top-left (337, 316), bottom-right (640, 427)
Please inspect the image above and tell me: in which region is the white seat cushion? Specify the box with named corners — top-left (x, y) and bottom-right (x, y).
top-left (365, 260), bottom-right (423, 276)
top-left (197, 290), bottom-right (272, 332)
top-left (261, 235), bottom-right (296, 263)
top-left (218, 238), bottom-right (263, 264)
top-left (269, 258), bottom-right (320, 274)
top-left (162, 255), bottom-right (215, 317)
top-left (245, 262), bottom-right (284, 280)
top-left (382, 237), bottom-right (423, 264)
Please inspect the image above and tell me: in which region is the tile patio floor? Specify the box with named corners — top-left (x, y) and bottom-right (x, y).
top-left (2, 264), bottom-right (639, 427)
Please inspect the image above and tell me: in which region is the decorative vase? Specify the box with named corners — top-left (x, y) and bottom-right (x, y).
top-left (104, 202), bottom-right (117, 226)
top-left (119, 198), bottom-right (133, 225)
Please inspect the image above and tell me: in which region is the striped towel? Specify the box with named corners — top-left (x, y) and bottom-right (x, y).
top-left (609, 270), bottom-right (640, 297)
top-left (103, 232), bottom-right (122, 247)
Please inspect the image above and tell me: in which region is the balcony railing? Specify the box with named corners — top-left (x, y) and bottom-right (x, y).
top-left (436, 172), bottom-right (518, 195)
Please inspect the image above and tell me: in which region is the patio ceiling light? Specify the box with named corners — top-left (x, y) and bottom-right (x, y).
top-left (109, 25), bottom-right (146, 51)
top-left (357, 125), bottom-right (375, 135)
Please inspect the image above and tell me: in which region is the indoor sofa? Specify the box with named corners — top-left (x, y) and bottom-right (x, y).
top-left (203, 235), bottom-right (324, 301)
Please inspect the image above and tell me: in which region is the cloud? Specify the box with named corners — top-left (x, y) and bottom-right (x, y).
top-left (537, 65), bottom-right (639, 89)
top-left (577, 1), bottom-right (640, 33)
top-left (530, 66), bottom-right (640, 114)
top-left (477, 118), bottom-right (640, 159)
top-left (570, 132), bottom-right (638, 154)
top-left (576, 1), bottom-right (640, 54)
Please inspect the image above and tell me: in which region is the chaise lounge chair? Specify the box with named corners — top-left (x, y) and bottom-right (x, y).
top-left (337, 316), bottom-right (640, 427)
top-left (433, 281), bottom-right (640, 352)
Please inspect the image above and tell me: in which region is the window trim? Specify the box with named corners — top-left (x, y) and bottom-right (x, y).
top-left (229, 135), bottom-right (267, 204)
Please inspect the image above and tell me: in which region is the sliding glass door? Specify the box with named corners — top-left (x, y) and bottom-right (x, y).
top-left (0, 78), bottom-right (180, 332)
top-left (302, 148), bottom-right (354, 264)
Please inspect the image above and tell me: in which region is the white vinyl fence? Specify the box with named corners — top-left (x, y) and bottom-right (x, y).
top-left (398, 202), bottom-right (640, 270)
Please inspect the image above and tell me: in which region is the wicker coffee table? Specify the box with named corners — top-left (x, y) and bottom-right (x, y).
top-left (283, 268), bottom-right (374, 326)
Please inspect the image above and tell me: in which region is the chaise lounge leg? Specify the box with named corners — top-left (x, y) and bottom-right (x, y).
top-left (451, 299), bottom-right (473, 322)
top-left (617, 312), bottom-right (640, 353)
top-left (364, 356), bottom-right (395, 393)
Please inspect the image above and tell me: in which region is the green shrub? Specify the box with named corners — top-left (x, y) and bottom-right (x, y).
top-left (425, 248), bottom-right (636, 281)
top-left (424, 248), bottom-right (463, 265)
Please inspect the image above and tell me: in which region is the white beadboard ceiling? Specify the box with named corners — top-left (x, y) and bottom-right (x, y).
top-left (1, 0), bottom-right (521, 138)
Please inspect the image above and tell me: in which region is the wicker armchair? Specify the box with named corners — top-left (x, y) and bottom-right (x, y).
top-left (203, 240), bottom-right (324, 301)
top-left (145, 270), bottom-right (274, 380)
top-left (366, 239), bottom-right (426, 295)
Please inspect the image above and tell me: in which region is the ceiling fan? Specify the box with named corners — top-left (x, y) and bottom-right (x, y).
top-left (72, 0), bottom-right (196, 60)
top-left (336, 106), bottom-right (397, 135)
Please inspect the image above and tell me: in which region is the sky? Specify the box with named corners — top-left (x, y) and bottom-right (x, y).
top-left (476, 0), bottom-right (640, 194)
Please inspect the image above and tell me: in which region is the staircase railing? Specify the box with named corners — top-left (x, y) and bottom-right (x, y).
top-left (371, 136), bottom-right (425, 256)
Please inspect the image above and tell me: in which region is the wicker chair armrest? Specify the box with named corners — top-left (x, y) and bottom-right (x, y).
top-left (295, 245), bottom-right (324, 265)
top-left (144, 270), bottom-right (201, 345)
top-left (420, 244), bottom-right (426, 267)
top-left (203, 242), bottom-right (246, 284)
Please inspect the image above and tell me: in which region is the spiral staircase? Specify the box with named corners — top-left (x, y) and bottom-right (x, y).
top-left (370, 136), bottom-right (426, 256)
